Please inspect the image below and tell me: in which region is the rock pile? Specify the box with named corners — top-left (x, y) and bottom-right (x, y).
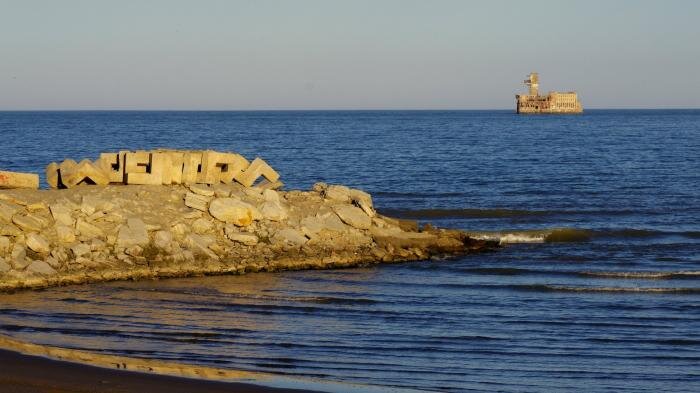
top-left (0, 180), bottom-right (496, 291)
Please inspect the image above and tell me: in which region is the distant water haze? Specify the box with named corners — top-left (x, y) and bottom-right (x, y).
top-left (1, 0), bottom-right (699, 110)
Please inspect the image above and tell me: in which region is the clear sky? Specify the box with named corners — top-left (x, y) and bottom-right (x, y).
top-left (1, 0), bottom-right (698, 110)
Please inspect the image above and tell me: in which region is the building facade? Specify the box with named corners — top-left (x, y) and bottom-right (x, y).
top-left (515, 73), bottom-right (582, 114)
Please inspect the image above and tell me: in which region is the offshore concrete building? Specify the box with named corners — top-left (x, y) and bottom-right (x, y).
top-left (515, 73), bottom-right (582, 114)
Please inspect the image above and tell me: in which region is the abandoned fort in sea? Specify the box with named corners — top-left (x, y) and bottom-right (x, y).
top-left (515, 72), bottom-right (582, 114)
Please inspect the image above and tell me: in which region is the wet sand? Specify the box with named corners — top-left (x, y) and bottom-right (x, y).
top-left (0, 349), bottom-right (320, 393)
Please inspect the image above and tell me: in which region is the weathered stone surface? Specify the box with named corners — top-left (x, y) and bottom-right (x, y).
top-left (90, 238), bottom-right (106, 251)
top-left (312, 182), bottom-right (328, 193)
top-left (0, 236), bottom-right (10, 256)
top-left (0, 194), bottom-right (26, 205)
top-left (184, 192), bottom-right (211, 211)
top-left (260, 201), bottom-right (288, 222)
top-left (70, 243), bottom-right (91, 258)
top-left (55, 224), bottom-right (76, 243)
top-left (224, 227), bottom-right (258, 246)
top-left (369, 226), bottom-right (437, 249)
top-left (153, 230), bottom-right (173, 250)
top-left (184, 234), bottom-right (218, 259)
top-left (192, 218), bottom-right (215, 234)
top-left (0, 257), bottom-right (10, 273)
top-left (48, 203), bottom-right (74, 226)
top-left (81, 195), bottom-right (113, 216)
top-left (0, 200), bottom-right (21, 222)
top-left (76, 219), bottom-right (104, 238)
top-left (209, 198), bottom-right (258, 226)
top-left (300, 212), bottom-right (348, 237)
top-left (182, 211), bottom-right (202, 219)
top-left (12, 214), bottom-right (45, 232)
top-left (323, 185), bottom-right (375, 217)
top-left (0, 224), bottom-right (21, 237)
top-left (189, 184), bottom-right (215, 197)
top-left (11, 244), bottom-right (26, 263)
top-left (125, 245), bottom-right (143, 257)
top-left (26, 233), bottom-right (50, 254)
top-left (26, 202), bottom-right (48, 212)
top-left (262, 189), bottom-right (280, 203)
top-left (255, 179), bottom-right (284, 191)
top-left (212, 184), bottom-right (232, 198)
top-left (333, 205), bottom-right (371, 230)
top-left (117, 218), bottom-right (149, 248)
top-left (272, 228), bottom-right (307, 246)
top-left (349, 189), bottom-right (375, 217)
top-left (26, 260), bottom-right (57, 276)
top-left (0, 170), bottom-right (39, 189)
top-left (377, 216), bottom-right (419, 232)
top-left (324, 185), bottom-right (352, 203)
top-left (170, 223), bottom-right (189, 237)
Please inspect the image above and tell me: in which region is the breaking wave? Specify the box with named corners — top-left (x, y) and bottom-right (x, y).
top-left (465, 228), bottom-right (700, 244)
top-left (465, 228), bottom-right (592, 244)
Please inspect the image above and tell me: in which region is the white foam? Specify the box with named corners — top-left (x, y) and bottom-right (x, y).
top-left (467, 232), bottom-right (547, 245)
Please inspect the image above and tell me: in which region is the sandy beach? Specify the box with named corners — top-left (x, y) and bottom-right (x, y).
top-left (0, 348), bottom-right (320, 393)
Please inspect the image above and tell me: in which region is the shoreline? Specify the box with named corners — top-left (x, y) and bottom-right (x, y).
top-left (0, 334), bottom-right (420, 393)
top-left (0, 343), bottom-right (319, 393)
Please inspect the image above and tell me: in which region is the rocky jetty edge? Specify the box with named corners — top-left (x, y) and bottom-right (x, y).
top-left (0, 149), bottom-right (497, 292)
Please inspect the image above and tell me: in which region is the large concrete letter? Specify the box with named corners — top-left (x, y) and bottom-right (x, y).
top-left (234, 157), bottom-right (279, 187)
top-left (61, 159), bottom-right (110, 187)
top-left (98, 151), bottom-right (128, 183)
top-left (182, 151), bottom-right (202, 184)
top-left (125, 152), bottom-right (161, 185)
top-left (46, 162), bottom-right (60, 188)
top-left (199, 150), bottom-right (250, 184)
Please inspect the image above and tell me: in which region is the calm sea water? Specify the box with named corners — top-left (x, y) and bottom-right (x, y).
top-left (0, 110), bottom-right (699, 392)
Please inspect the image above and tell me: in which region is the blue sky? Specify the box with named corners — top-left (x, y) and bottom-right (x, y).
top-left (1, 0), bottom-right (698, 109)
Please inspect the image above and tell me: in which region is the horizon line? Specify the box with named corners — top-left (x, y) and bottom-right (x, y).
top-left (1, 107), bottom-right (699, 112)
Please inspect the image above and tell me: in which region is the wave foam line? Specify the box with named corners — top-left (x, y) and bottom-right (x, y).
top-left (579, 271), bottom-right (700, 279)
top-left (465, 227), bottom-right (700, 244)
top-left (465, 228), bottom-right (591, 244)
top-left (516, 284), bottom-right (700, 294)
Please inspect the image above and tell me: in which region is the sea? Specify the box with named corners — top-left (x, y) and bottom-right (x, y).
top-left (0, 110), bottom-right (698, 392)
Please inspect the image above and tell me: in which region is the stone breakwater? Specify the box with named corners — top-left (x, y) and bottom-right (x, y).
top-left (0, 181), bottom-right (497, 292)
top-left (0, 149), bottom-right (496, 291)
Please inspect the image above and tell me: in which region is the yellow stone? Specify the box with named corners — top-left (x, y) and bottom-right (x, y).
top-left (0, 170), bottom-right (39, 189)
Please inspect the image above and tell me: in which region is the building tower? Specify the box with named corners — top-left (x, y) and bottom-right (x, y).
top-left (524, 72), bottom-right (539, 96)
